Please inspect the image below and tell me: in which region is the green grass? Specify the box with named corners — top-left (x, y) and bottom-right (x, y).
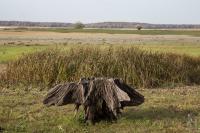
top-left (0, 86), bottom-right (199, 133)
top-left (0, 45), bottom-right (48, 63)
top-left (30, 28), bottom-right (200, 36)
top-left (1, 32), bottom-right (200, 132)
top-left (0, 42), bottom-right (200, 63)
top-left (3, 28), bottom-right (200, 37)
top-left (136, 43), bottom-right (200, 57)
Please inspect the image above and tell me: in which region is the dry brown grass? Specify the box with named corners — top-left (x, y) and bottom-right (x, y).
top-left (0, 64), bottom-right (6, 73)
top-left (0, 30), bottom-right (200, 45)
top-left (1, 46), bottom-right (200, 89)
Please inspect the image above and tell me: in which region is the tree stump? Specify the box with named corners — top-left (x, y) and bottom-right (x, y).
top-left (43, 77), bottom-right (144, 123)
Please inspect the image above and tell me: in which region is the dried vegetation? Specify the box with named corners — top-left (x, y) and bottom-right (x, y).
top-left (1, 46), bottom-right (200, 88)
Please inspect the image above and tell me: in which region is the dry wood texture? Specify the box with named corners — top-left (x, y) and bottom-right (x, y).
top-left (43, 77), bottom-right (144, 123)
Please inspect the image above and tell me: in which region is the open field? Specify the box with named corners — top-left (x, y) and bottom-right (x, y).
top-left (1, 30), bottom-right (200, 45)
top-left (0, 29), bottom-right (200, 132)
top-left (1, 43), bottom-right (200, 63)
top-left (0, 30), bottom-right (200, 63)
top-left (34, 28), bottom-right (200, 37)
top-left (0, 45), bottom-right (49, 63)
top-left (0, 86), bottom-right (200, 133)
top-left (2, 28), bottom-right (200, 36)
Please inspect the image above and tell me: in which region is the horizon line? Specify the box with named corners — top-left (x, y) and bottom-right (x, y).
top-left (1, 20), bottom-right (200, 25)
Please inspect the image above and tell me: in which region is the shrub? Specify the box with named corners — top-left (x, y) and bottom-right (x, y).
top-left (136, 25), bottom-right (143, 30)
top-left (1, 46), bottom-right (200, 89)
top-left (73, 22), bottom-right (85, 29)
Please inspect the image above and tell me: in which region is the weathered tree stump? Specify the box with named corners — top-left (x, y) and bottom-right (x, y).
top-left (43, 77), bottom-right (144, 123)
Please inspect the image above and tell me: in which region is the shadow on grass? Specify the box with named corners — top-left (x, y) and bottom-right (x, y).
top-left (0, 127), bottom-right (4, 133)
top-left (122, 107), bottom-right (199, 121)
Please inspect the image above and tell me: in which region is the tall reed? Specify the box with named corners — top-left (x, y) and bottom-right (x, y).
top-left (1, 46), bottom-right (200, 89)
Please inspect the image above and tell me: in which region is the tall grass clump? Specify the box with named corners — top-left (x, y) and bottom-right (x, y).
top-left (1, 46), bottom-right (200, 89)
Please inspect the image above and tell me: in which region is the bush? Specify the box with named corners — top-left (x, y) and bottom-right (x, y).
top-left (74, 22), bottom-right (85, 29)
top-left (136, 25), bottom-right (143, 30)
top-left (1, 46), bottom-right (200, 89)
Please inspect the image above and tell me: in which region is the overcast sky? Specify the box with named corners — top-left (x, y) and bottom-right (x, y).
top-left (0, 0), bottom-right (200, 24)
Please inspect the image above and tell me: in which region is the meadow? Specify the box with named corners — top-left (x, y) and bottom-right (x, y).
top-left (3, 27), bottom-right (200, 36)
top-left (1, 42), bottom-right (200, 64)
top-left (0, 86), bottom-right (200, 133)
top-left (0, 45), bottom-right (48, 63)
top-left (0, 29), bottom-right (200, 132)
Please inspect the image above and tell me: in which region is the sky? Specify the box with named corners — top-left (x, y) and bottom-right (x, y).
top-left (0, 0), bottom-right (200, 24)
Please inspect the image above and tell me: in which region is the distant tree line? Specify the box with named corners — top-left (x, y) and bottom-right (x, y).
top-left (0, 21), bottom-right (73, 27)
top-left (85, 22), bottom-right (200, 29)
top-left (0, 21), bottom-right (200, 29)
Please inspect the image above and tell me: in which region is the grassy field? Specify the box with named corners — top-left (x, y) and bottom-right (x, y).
top-left (3, 28), bottom-right (200, 37)
top-left (0, 29), bottom-right (200, 63)
top-left (138, 43), bottom-right (200, 57)
top-left (0, 30), bottom-right (200, 132)
top-left (0, 43), bottom-right (200, 63)
top-left (0, 86), bottom-right (200, 133)
top-left (0, 45), bottom-right (48, 63)
top-left (40, 28), bottom-right (200, 37)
